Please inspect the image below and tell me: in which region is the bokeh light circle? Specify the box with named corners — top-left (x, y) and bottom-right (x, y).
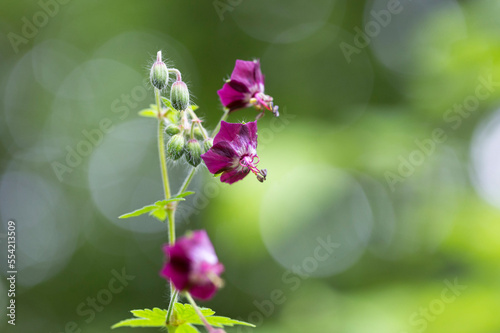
top-left (231, 0), bottom-right (345, 44)
top-left (88, 118), bottom-right (201, 234)
top-left (0, 166), bottom-right (79, 287)
top-left (364, 0), bottom-right (466, 76)
top-left (31, 39), bottom-right (86, 97)
top-left (471, 108), bottom-right (500, 209)
top-left (260, 165), bottom-right (373, 277)
top-left (262, 25), bottom-right (374, 126)
top-left (42, 58), bottom-right (146, 188)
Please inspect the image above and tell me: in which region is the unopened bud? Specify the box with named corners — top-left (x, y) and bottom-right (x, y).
top-left (150, 51), bottom-right (169, 90)
top-left (193, 126), bottom-right (204, 140)
top-left (170, 81), bottom-right (190, 111)
top-left (167, 134), bottom-right (185, 160)
top-left (165, 124), bottom-right (180, 136)
top-left (203, 138), bottom-right (213, 153)
top-left (185, 139), bottom-right (202, 167)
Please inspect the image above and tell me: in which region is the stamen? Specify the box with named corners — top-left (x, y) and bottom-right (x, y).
top-left (254, 94), bottom-right (272, 111)
top-left (240, 155), bottom-right (266, 182)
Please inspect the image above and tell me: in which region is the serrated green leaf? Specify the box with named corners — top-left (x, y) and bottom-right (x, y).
top-left (176, 304), bottom-right (255, 328)
top-left (175, 303), bottom-right (214, 323)
top-left (150, 207), bottom-right (167, 221)
top-left (174, 191), bottom-right (195, 199)
top-left (111, 307), bottom-right (167, 328)
top-left (206, 316), bottom-right (256, 328)
top-left (138, 108), bottom-right (158, 118)
top-left (118, 205), bottom-right (156, 219)
top-left (112, 305), bottom-right (255, 330)
top-left (175, 323), bottom-right (200, 333)
top-left (153, 198), bottom-right (186, 207)
top-left (162, 97), bottom-right (172, 108)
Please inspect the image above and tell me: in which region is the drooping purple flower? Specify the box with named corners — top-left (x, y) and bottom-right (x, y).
top-left (201, 121), bottom-right (267, 184)
top-left (161, 230), bottom-right (224, 301)
top-left (217, 60), bottom-right (279, 117)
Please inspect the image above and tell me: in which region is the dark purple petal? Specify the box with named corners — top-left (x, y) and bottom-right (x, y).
top-left (213, 121), bottom-right (243, 145)
top-left (238, 121), bottom-right (258, 151)
top-left (189, 283), bottom-right (218, 301)
top-left (217, 82), bottom-right (252, 107)
top-left (230, 60), bottom-right (264, 89)
top-left (214, 121), bottom-right (258, 150)
top-left (189, 262), bottom-right (224, 300)
top-left (202, 121), bottom-right (260, 184)
top-left (201, 141), bottom-right (237, 174)
top-left (161, 245), bottom-right (190, 290)
top-left (228, 80), bottom-right (251, 93)
top-left (220, 167), bottom-right (250, 184)
top-left (160, 230), bottom-right (224, 300)
top-left (218, 60), bottom-right (266, 112)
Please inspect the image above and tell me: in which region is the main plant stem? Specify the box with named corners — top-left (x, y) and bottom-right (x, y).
top-left (156, 87), bottom-right (178, 312)
top-left (165, 289), bottom-right (179, 324)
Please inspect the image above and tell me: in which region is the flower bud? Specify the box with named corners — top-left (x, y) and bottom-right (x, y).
top-left (193, 127), bottom-right (204, 140)
top-left (170, 81), bottom-right (190, 111)
top-left (203, 138), bottom-right (213, 153)
top-left (165, 124), bottom-right (180, 136)
top-left (185, 139), bottom-right (202, 167)
top-left (167, 134), bottom-right (185, 160)
top-left (150, 51), bottom-right (169, 90)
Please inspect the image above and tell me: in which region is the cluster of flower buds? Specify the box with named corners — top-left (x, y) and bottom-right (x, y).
top-left (149, 51), bottom-right (212, 168)
top-left (164, 104), bottom-right (211, 167)
top-left (165, 122), bottom-right (209, 167)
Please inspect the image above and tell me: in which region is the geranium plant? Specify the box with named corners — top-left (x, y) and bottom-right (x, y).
top-left (111, 51), bottom-right (278, 333)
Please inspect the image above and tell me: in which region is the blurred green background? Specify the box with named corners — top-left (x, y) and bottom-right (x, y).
top-left (2, 0), bottom-right (500, 332)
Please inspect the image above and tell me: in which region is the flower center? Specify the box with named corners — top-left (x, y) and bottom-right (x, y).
top-left (240, 155), bottom-right (267, 182)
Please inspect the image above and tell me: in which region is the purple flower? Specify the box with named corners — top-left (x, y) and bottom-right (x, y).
top-left (161, 230), bottom-right (224, 301)
top-left (201, 121), bottom-right (267, 184)
top-left (217, 60), bottom-right (279, 116)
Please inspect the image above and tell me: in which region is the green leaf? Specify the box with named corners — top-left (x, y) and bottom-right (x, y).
top-left (112, 304), bottom-right (255, 330)
top-left (111, 307), bottom-right (166, 328)
top-left (174, 191), bottom-right (195, 199)
top-left (138, 108), bottom-right (158, 118)
top-left (162, 97), bottom-right (172, 108)
top-left (155, 198), bottom-right (186, 205)
top-left (149, 207), bottom-right (167, 221)
top-left (175, 304), bottom-right (255, 328)
top-left (118, 205), bottom-right (156, 219)
top-left (120, 198), bottom-right (186, 221)
top-left (190, 104), bottom-right (199, 111)
top-left (206, 316), bottom-right (256, 328)
top-left (175, 324), bottom-right (199, 333)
